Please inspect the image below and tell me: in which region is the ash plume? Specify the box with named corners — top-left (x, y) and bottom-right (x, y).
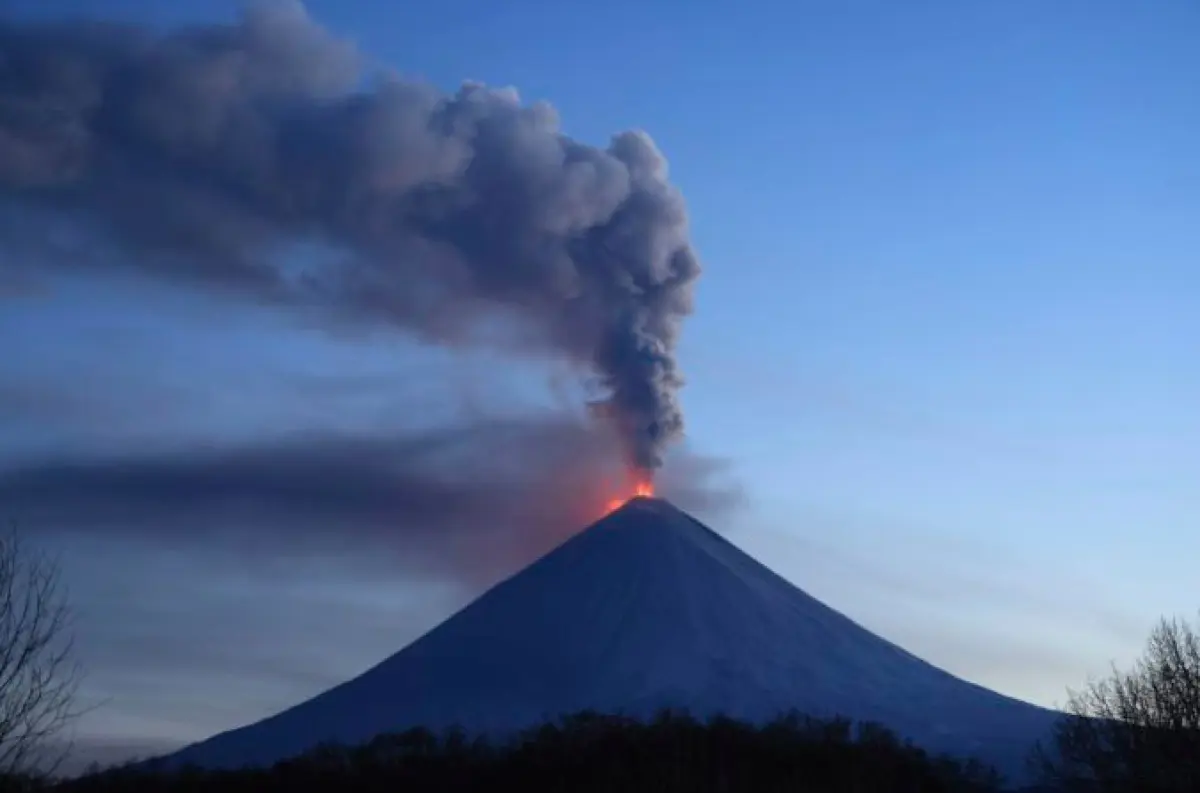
top-left (0, 414), bottom-right (743, 586)
top-left (0, 0), bottom-right (700, 472)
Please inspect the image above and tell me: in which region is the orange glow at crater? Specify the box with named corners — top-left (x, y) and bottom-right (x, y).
top-left (604, 478), bottom-right (655, 515)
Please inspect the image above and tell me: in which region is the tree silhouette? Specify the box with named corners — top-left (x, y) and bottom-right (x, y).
top-left (61, 710), bottom-right (1002, 793)
top-left (0, 528), bottom-right (81, 784)
top-left (1034, 614), bottom-right (1200, 792)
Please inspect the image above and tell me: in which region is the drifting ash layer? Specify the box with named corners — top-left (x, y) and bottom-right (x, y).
top-left (156, 497), bottom-right (1059, 779)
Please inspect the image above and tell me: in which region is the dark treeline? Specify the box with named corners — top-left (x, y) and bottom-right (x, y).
top-left (52, 711), bottom-right (1003, 793)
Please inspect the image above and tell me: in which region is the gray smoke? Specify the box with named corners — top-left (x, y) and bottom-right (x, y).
top-left (0, 0), bottom-right (700, 473)
top-left (0, 414), bottom-right (744, 586)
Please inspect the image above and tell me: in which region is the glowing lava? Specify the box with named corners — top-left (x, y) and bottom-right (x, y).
top-left (604, 479), bottom-right (655, 514)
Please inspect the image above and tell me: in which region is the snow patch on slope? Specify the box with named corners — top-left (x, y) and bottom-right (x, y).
top-left (158, 497), bottom-right (1059, 779)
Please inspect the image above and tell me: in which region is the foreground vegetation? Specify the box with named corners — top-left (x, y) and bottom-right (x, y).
top-left (1031, 615), bottom-right (1200, 792)
top-left (55, 711), bottom-right (1003, 793)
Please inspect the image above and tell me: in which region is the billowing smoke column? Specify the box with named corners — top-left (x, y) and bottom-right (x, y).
top-left (0, 1), bottom-right (700, 474)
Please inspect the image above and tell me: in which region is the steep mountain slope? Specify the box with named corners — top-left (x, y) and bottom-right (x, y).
top-left (157, 497), bottom-right (1059, 777)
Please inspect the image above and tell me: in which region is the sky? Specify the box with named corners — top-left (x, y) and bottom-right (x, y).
top-left (1, 0), bottom-right (1198, 772)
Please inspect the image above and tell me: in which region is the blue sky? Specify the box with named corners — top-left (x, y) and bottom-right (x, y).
top-left (2, 0), bottom-right (1198, 770)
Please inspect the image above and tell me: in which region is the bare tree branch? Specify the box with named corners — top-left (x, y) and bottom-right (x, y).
top-left (0, 525), bottom-right (82, 785)
top-left (1033, 614), bottom-right (1200, 792)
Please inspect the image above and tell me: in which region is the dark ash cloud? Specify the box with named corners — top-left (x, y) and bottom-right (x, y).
top-left (0, 0), bottom-right (701, 473)
top-left (0, 414), bottom-right (743, 586)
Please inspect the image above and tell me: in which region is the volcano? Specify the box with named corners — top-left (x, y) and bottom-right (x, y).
top-left (155, 497), bottom-right (1059, 779)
